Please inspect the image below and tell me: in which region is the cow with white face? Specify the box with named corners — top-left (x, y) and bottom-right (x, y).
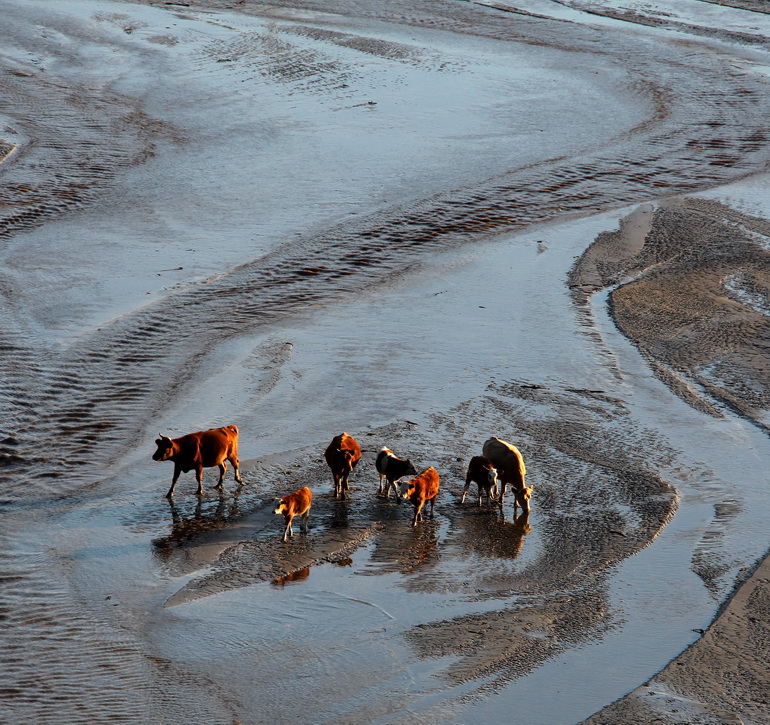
top-left (375, 447), bottom-right (417, 503)
top-left (461, 455), bottom-right (499, 507)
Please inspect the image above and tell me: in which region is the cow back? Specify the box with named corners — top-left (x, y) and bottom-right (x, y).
top-left (286, 486), bottom-right (312, 514)
top-left (482, 437), bottom-right (526, 481)
top-left (325, 433), bottom-right (361, 468)
top-left (377, 447), bottom-right (416, 478)
top-left (406, 466), bottom-right (440, 500)
top-left (193, 426), bottom-right (239, 466)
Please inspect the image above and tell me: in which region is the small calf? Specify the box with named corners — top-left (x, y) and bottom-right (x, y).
top-left (401, 466), bottom-right (440, 527)
top-left (461, 455), bottom-right (499, 507)
top-left (274, 486), bottom-right (312, 542)
top-left (375, 447), bottom-right (417, 502)
top-left (324, 432), bottom-right (361, 500)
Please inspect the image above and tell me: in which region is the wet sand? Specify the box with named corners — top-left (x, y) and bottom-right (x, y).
top-left (2, 0), bottom-right (770, 723)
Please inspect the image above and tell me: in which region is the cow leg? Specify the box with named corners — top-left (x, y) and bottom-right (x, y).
top-left (301, 510), bottom-right (310, 533)
top-left (391, 479), bottom-right (402, 504)
top-left (230, 455), bottom-right (243, 484)
top-left (497, 482), bottom-right (507, 507)
top-left (166, 466), bottom-right (182, 498)
top-left (461, 476), bottom-right (472, 504)
top-left (282, 516), bottom-right (292, 542)
top-left (341, 473), bottom-right (349, 500)
top-left (195, 466), bottom-right (205, 496)
top-left (429, 497), bottom-right (436, 519)
top-left (412, 502), bottom-right (423, 526)
top-left (215, 462), bottom-right (227, 490)
top-left (377, 474), bottom-right (386, 497)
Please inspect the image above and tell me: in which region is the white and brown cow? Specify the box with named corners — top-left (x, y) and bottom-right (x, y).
top-left (153, 425), bottom-right (243, 498)
top-left (482, 436), bottom-right (533, 513)
top-left (461, 455), bottom-right (499, 507)
top-left (273, 486), bottom-right (312, 543)
top-left (375, 447), bottom-right (417, 503)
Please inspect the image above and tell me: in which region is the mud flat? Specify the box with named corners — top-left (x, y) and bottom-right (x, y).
top-left (3, 0), bottom-right (770, 723)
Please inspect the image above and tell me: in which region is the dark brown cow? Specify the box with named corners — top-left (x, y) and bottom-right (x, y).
top-left (153, 425), bottom-right (243, 498)
top-left (461, 455), bottom-right (499, 507)
top-left (401, 466), bottom-right (440, 527)
top-left (482, 436), bottom-right (533, 513)
top-left (324, 432), bottom-right (361, 500)
top-left (273, 486), bottom-right (312, 543)
top-left (375, 447), bottom-right (417, 503)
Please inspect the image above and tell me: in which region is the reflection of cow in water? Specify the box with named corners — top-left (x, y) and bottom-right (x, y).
top-left (482, 436), bottom-right (533, 513)
top-left (459, 508), bottom-right (531, 561)
top-left (152, 493), bottom-right (238, 561)
top-left (272, 567), bottom-right (311, 587)
top-left (324, 433), bottom-right (361, 500)
top-left (153, 425), bottom-right (243, 498)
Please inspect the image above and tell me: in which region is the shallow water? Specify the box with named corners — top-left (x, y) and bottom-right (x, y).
top-left (3, 0), bottom-right (770, 723)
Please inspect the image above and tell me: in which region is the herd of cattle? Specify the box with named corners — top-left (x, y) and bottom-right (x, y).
top-left (152, 426), bottom-right (534, 543)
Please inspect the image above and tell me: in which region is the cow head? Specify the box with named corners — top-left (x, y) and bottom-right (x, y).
top-left (404, 459), bottom-right (417, 477)
top-left (515, 485), bottom-right (534, 512)
top-left (153, 435), bottom-right (175, 461)
top-left (400, 481), bottom-right (416, 500)
top-left (273, 499), bottom-right (288, 516)
top-left (487, 466), bottom-right (499, 487)
top-left (339, 449), bottom-right (356, 473)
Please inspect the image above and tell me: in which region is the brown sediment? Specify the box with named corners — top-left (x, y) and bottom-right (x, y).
top-left (570, 197), bottom-right (770, 430)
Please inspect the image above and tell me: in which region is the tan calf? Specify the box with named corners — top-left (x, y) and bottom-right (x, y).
top-left (274, 486), bottom-right (312, 542)
top-left (401, 466), bottom-right (440, 527)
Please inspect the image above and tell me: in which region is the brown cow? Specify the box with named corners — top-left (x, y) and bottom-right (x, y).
top-left (461, 455), bottom-right (499, 507)
top-left (375, 447), bottom-right (417, 502)
top-left (153, 425), bottom-right (243, 498)
top-left (273, 486), bottom-right (312, 542)
top-left (482, 436), bottom-right (533, 513)
top-left (401, 466), bottom-right (440, 527)
top-left (324, 432), bottom-right (361, 500)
